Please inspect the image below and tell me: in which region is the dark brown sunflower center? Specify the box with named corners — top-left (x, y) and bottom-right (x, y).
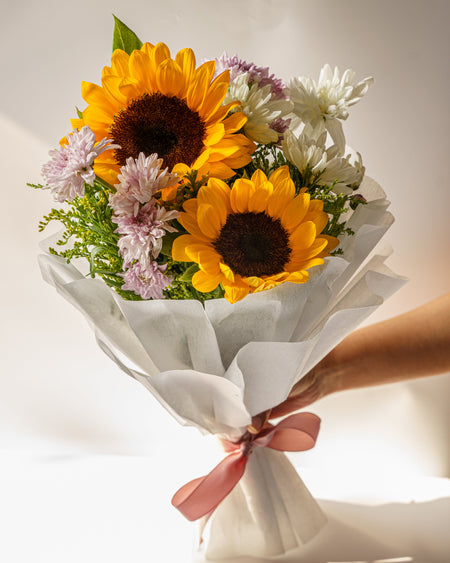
top-left (110, 93), bottom-right (206, 170)
top-left (213, 212), bottom-right (292, 277)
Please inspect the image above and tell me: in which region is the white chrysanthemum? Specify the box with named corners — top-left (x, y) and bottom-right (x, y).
top-left (225, 73), bottom-right (293, 144)
top-left (282, 128), bottom-right (364, 195)
top-left (289, 65), bottom-right (374, 154)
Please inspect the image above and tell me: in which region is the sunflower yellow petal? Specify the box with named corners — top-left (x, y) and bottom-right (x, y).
top-left (197, 203), bottom-right (222, 239)
top-left (198, 183), bottom-right (230, 227)
top-left (156, 59), bottom-right (185, 97)
top-left (199, 78), bottom-right (230, 123)
top-left (222, 279), bottom-right (249, 304)
top-left (269, 165), bottom-right (292, 185)
top-left (175, 48), bottom-right (196, 86)
top-left (248, 185), bottom-right (273, 213)
top-left (219, 263), bottom-right (235, 282)
top-left (281, 193), bottom-right (310, 231)
top-left (192, 270), bottom-right (222, 293)
top-left (172, 234), bottom-right (198, 262)
top-left (204, 178), bottom-right (232, 209)
top-left (81, 82), bottom-right (117, 112)
top-left (250, 169), bottom-right (268, 189)
top-left (317, 235), bottom-right (339, 256)
top-left (289, 220), bottom-right (317, 250)
top-left (111, 49), bottom-right (130, 76)
top-left (184, 243), bottom-right (217, 265)
top-left (69, 118), bottom-right (85, 131)
top-left (204, 122), bottom-right (225, 146)
top-left (223, 111), bottom-right (248, 134)
top-left (172, 163), bottom-right (191, 178)
top-left (230, 179), bottom-right (255, 213)
top-left (187, 61), bottom-right (216, 110)
top-left (265, 179), bottom-right (295, 219)
top-left (141, 42), bottom-right (155, 56)
top-left (151, 42), bottom-right (171, 66)
top-left (285, 271), bottom-right (309, 283)
top-left (129, 50), bottom-right (154, 91)
top-left (206, 161), bottom-right (236, 179)
top-left (178, 214), bottom-right (211, 243)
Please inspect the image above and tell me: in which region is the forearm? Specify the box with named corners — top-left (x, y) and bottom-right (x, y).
top-left (270, 293), bottom-right (450, 418)
top-left (327, 293), bottom-right (450, 394)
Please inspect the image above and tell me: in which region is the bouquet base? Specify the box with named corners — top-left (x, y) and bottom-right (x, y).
top-left (195, 448), bottom-right (327, 561)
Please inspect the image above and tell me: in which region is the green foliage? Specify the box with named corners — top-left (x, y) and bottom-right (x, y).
top-left (37, 180), bottom-right (138, 297)
top-left (163, 260), bottom-right (225, 302)
top-left (112, 15), bottom-right (143, 55)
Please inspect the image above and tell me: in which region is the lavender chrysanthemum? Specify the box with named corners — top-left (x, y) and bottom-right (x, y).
top-left (121, 261), bottom-right (172, 300)
top-left (115, 202), bottom-right (179, 267)
top-left (214, 53), bottom-right (287, 100)
top-left (110, 153), bottom-right (179, 217)
top-left (42, 126), bottom-right (117, 202)
top-left (269, 117), bottom-right (292, 135)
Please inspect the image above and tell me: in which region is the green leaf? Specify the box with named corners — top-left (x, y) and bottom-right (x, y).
top-left (160, 232), bottom-right (181, 257)
top-left (89, 246), bottom-right (106, 277)
top-left (112, 15), bottom-right (143, 55)
top-left (178, 263), bottom-right (199, 282)
top-left (75, 106), bottom-right (83, 119)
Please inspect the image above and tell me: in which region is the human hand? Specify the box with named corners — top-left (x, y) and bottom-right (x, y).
top-left (269, 361), bottom-right (334, 418)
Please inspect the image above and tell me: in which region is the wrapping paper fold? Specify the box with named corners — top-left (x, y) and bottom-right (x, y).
top-left (39, 176), bottom-right (407, 559)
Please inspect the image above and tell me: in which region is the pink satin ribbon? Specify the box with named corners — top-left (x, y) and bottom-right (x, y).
top-left (171, 412), bottom-right (321, 521)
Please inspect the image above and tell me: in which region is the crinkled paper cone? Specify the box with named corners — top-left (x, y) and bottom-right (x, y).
top-left (39, 176), bottom-right (407, 559)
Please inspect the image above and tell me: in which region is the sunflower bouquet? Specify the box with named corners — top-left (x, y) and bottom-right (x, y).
top-left (33, 17), bottom-right (405, 561)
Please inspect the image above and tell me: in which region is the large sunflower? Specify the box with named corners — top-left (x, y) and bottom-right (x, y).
top-left (172, 166), bottom-right (339, 303)
top-left (71, 43), bottom-right (256, 185)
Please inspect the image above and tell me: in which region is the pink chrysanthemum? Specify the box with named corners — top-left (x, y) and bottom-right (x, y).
top-left (115, 202), bottom-right (179, 267)
top-left (121, 261), bottom-right (172, 300)
top-left (109, 153), bottom-right (179, 217)
top-left (270, 117), bottom-right (292, 135)
top-left (214, 53), bottom-right (287, 100)
top-left (42, 126), bottom-right (117, 202)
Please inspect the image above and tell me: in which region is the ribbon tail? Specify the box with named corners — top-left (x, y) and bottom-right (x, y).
top-left (265, 412), bottom-right (321, 452)
top-left (172, 450), bottom-right (247, 521)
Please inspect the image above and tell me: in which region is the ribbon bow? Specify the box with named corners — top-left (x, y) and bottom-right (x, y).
top-left (172, 412), bottom-right (320, 521)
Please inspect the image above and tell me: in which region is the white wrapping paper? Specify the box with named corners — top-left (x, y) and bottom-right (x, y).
top-left (39, 176), bottom-right (406, 560)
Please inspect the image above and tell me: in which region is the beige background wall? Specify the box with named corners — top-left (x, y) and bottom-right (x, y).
top-left (1, 0), bottom-right (449, 481)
